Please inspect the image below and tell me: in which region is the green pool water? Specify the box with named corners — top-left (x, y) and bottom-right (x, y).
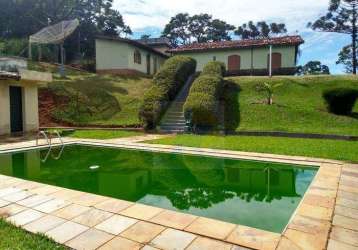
top-left (0, 145), bottom-right (317, 233)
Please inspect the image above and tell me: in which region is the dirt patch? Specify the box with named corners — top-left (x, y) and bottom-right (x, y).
top-left (38, 89), bottom-right (71, 127)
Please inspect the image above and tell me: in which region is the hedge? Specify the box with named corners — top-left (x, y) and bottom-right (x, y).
top-left (323, 88), bottom-right (358, 115)
top-left (184, 61), bottom-right (224, 128)
top-left (139, 56), bottom-right (196, 129)
top-left (201, 61), bottom-right (226, 77)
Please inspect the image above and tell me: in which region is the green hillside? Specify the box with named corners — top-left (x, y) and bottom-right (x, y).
top-left (37, 63), bottom-right (152, 127)
top-left (225, 75), bottom-right (358, 136)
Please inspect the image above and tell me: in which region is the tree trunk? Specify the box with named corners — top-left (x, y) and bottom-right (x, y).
top-left (352, 3), bottom-right (357, 74)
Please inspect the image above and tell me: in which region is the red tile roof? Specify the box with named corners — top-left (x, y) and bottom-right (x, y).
top-left (168, 35), bottom-right (304, 53)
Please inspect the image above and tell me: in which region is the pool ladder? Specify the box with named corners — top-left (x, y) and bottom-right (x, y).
top-left (36, 130), bottom-right (65, 163)
top-left (36, 130), bottom-right (64, 147)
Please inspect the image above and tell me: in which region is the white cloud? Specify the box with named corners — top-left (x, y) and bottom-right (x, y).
top-left (113, 0), bottom-right (330, 31)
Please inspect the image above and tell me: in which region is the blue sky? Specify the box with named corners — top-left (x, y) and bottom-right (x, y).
top-left (113, 0), bottom-right (351, 74)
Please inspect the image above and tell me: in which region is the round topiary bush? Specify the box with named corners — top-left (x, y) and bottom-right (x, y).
top-left (201, 61), bottom-right (226, 77)
top-left (323, 88), bottom-right (358, 115)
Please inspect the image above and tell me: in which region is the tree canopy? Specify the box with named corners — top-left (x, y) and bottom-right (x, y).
top-left (0, 0), bottom-right (131, 59)
top-left (308, 0), bottom-right (358, 74)
top-left (336, 43), bottom-right (358, 73)
top-left (296, 61), bottom-right (330, 75)
top-left (235, 21), bottom-right (287, 39)
top-left (162, 13), bottom-right (235, 46)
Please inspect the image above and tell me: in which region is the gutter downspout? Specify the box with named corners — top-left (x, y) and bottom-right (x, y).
top-left (269, 45), bottom-right (272, 78)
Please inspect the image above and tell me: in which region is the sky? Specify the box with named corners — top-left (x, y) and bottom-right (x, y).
top-left (113, 0), bottom-right (351, 74)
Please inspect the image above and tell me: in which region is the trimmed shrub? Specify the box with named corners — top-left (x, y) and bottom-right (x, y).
top-left (184, 61), bottom-right (224, 128)
top-left (201, 61), bottom-right (226, 77)
top-left (139, 56), bottom-right (196, 129)
top-left (323, 88), bottom-right (358, 115)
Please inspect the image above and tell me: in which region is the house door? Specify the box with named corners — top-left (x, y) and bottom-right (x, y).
top-left (9, 86), bottom-right (23, 133)
top-left (228, 55), bottom-right (241, 72)
top-left (267, 53), bottom-right (282, 70)
top-left (146, 54), bottom-right (151, 75)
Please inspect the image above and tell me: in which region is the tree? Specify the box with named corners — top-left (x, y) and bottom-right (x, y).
top-left (235, 21), bottom-right (287, 39)
top-left (162, 13), bottom-right (235, 46)
top-left (257, 82), bottom-right (283, 105)
top-left (308, 0), bottom-right (358, 74)
top-left (297, 61), bottom-right (330, 75)
top-left (207, 19), bottom-right (235, 42)
top-left (140, 34), bottom-right (151, 40)
top-left (336, 44), bottom-right (358, 73)
top-left (0, 0), bottom-right (132, 59)
top-left (162, 13), bottom-right (191, 46)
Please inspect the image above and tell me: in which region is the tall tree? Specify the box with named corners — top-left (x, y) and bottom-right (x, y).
top-left (235, 21), bottom-right (287, 39)
top-left (296, 61), bottom-right (330, 75)
top-left (162, 13), bottom-right (191, 46)
top-left (162, 13), bottom-right (235, 46)
top-left (336, 43), bottom-right (358, 72)
top-left (207, 19), bottom-right (235, 42)
top-left (308, 0), bottom-right (358, 74)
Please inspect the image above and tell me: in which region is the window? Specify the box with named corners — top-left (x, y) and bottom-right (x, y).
top-left (134, 50), bottom-right (141, 64)
top-left (213, 56), bottom-right (216, 61)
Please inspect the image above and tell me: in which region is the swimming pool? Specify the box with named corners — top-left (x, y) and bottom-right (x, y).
top-left (0, 144), bottom-right (317, 233)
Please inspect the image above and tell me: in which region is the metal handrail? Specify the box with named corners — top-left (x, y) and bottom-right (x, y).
top-left (36, 131), bottom-right (51, 147)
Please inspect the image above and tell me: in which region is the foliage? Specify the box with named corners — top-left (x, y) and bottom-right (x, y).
top-left (139, 56), bottom-right (197, 129)
top-left (297, 61), bottom-right (330, 75)
top-left (162, 13), bottom-right (235, 46)
top-left (0, 0), bottom-right (132, 60)
top-left (308, 0), bottom-right (358, 74)
top-left (235, 21), bottom-right (287, 39)
top-left (184, 61), bottom-right (224, 127)
top-left (0, 219), bottom-right (66, 250)
top-left (148, 135), bottom-right (358, 163)
top-left (323, 87), bottom-right (358, 115)
top-left (336, 43), bottom-right (358, 73)
top-left (256, 82), bottom-right (283, 105)
top-left (201, 61), bottom-right (226, 76)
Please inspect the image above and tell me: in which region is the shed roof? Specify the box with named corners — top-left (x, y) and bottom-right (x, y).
top-left (96, 36), bottom-right (169, 58)
top-left (169, 35), bottom-right (304, 53)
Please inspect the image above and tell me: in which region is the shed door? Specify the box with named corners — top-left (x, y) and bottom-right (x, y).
top-left (9, 86), bottom-right (23, 133)
top-left (228, 55), bottom-right (241, 71)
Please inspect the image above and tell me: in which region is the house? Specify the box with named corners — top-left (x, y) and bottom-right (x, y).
top-left (95, 36), bottom-right (169, 76)
top-left (168, 35), bottom-right (304, 75)
top-left (0, 57), bottom-right (52, 136)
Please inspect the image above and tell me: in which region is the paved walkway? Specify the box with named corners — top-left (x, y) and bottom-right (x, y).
top-left (0, 136), bottom-right (357, 249)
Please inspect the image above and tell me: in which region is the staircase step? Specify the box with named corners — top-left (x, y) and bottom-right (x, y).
top-left (162, 119), bottom-right (186, 123)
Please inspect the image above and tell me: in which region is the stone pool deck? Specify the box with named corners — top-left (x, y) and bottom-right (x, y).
top-left (0, 136), bottom-right (357, 250)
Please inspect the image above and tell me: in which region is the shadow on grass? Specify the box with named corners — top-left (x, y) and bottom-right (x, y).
top-left (222, 80), bottom-right (241, 132)
top-left (350, 112), bottom-right (358, 119)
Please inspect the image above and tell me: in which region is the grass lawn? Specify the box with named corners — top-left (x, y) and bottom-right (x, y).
top-left (65, 129), bottom-right (144, 139)
top-left (149, 134), bottom-right (358, 162)
top-left (225, 75), bottom-right (358, 136)
top-left (37, 63), bottom-right (152, 127)
top-left (0, 219), bottom-right (66, 250)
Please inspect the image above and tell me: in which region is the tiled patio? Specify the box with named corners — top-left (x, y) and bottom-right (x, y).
top-left (0, 137), bottom-right (357, 250)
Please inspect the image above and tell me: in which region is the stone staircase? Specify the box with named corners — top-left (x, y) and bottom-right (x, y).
top-left (159, 75), bottom-right (195, 133)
